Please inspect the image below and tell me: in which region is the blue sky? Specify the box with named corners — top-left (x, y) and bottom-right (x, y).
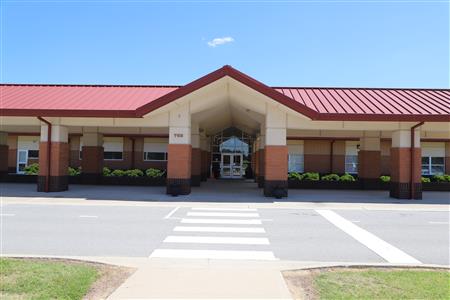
top-left (1, 1), bottom-right (449, 88)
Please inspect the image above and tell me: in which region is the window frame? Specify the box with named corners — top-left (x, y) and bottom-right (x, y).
top-left (104, 151), bottom-right (123, 161)
top-left (143, 152), bottom-right (168, 162)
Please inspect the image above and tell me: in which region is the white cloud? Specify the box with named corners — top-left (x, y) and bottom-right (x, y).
top-left (207, 37), bottom-right (234, 47)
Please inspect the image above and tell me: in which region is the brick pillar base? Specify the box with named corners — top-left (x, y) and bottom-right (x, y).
top-left (0, 145), bottom-right (8, 176)
top-left (191, 148), bottom-right (201, 186)
top-left (390, 147), bottom-right (422, 199)
top-left (258, 149), bottom-right (265, 188)
top-left (264, 146), bottom-right (288, 197)
top-left (358, 150), bottom-right (381, 189)
top-left (37, 142), bottom-right (69, 192)
top-left (167, 144), bottom-right (191, 195)
top-left (81, 146), bottom-right (104, 184)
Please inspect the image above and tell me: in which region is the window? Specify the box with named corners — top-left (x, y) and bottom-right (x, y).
top-left (345, 141), bottom-right (359, 174)
top-left (288, 154), bottom-right (304, 173)
top-left (288, 142), bottom-right (304, 173)
top-left (104, 151), bottom-right (123, 160)
top-left (345, 155), bottom-right (358, 174)
top-left (421, 142), bottom-right (445, 175)
top-left (422, 157), bottom-right (445, 175)
top-left (143, 139), bottom-right (168, 161)
top-left (144, 152), bottom-right (167, 161)
top-left (28, 150), bottom-right (39, 159)
top-left (103, 137), bottom-right (123, 160)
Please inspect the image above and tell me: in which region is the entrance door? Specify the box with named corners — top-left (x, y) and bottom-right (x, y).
top-left (220, 153), bottom-right (243, 178)
top-left (17, 149), bottom-right (28, 174)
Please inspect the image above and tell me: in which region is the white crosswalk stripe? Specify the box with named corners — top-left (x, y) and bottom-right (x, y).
top-left (174, 226), bottom-right (266, 233)
top-left (192, 207), bottom-right (257, 212)
top-left (164, 236), bottom-right (270, 245)
top-left (187, 212), bottom-right (260, 218)
top-left (181, 218), bottom-right (262, 225)
top-left (150, 207), bottom-right (277, 260)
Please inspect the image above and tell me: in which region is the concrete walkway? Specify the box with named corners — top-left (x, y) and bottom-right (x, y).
top-left (1, 181), bottom-right (449, 206)
top-left (107, 258), bottom-right (292, 299)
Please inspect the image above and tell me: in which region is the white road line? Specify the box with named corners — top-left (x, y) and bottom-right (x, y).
top-left (0, 214), bottom-right (15, 217)
top-left (150, 249), bottom-right (277, 260)
top-left (173, 226), bottom-right (266, 233)
top-left (351, 220), bottom-right (361, 223)
top-left (164, 206), bottom-right (180, 219)
top-left (187, 212), bottom-right (259, 218)
top-left (164, 236), bottom-right (270, 245)
top-left (181, 218), bottom-right (262, 225)
top-left (79, 215), bottom-right (98, 218)
top-left (192, 207), bottom-right (257, 212)
top-left (429, 221), bottom-right (449, 224)
top-left (316, 209), bottom-right (421, 264)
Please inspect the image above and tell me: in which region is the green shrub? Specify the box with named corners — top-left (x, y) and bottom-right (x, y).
top-left (302, 172), bottom-right (320, 181)
top-left (68, 167), bottom-right (81, 176)
top-left (103, 167), bottom-right (111, 176)
top-left (288, 172), bottom-right (303, 180)
top-left (125, 169), bottom-right (144, 177)
top-left (421, 177), bottom-right (431, 183)
top-left (24, 163), bottom-right (39, 175)
top-left (340, 173), bottom-right (356, 182)
top-left (111, 169), bottom-right (125, 177)
top-left (432, 174), bottom-right (450, 182)
top-left (145, 168), bottom-right (165, 178)
top-left (321, 174), bottom-right (340, 181)
top-left (380, 175), bottom-right (391, 182)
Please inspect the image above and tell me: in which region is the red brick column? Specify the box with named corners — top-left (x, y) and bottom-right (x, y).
top-left (0, 145), bottom-right (8, 175)
top-left (390, 147), bottom-right (422, 199)
top-left (167, 144), bottom-right (192, 195)
top-left (81, 146), bottom-right (104, 184)
top-left (38, 141), bottom-right (69, 192)
top-left (264, 145), bottom-right (288, 197)
top-left (258, 148), bottom-right (265, 187)
top-left (358, 150), bottom-right (381, 189)
top-left (191, 148), bottom-right (201, 186)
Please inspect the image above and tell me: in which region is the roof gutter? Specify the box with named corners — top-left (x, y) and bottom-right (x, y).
top-left (37, 117), bottom-right (51, 193)
top-left (410, 121), bottom-right (424, 199)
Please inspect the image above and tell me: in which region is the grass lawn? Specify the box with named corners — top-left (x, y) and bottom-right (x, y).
top-left (314, 269), bottom-right (450, 300)
top-left (0, 258), bottom-right (99, 300)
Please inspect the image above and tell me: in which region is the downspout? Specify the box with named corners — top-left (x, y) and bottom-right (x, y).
top-left (410, 121), bottom-right (424, 198)
top-left (37, 117), bottom-right (51, 193)
top-left (330, 140), bottom-right (335, 173)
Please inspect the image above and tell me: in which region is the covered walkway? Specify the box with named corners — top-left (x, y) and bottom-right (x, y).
top-left (1, 181), bottom-right (448, 205)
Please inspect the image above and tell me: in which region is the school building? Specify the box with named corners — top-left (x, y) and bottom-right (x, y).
top-left (1, 66), bottom-right (449, 199)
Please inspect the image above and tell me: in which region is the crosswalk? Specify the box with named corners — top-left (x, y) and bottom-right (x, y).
top-left (150, 207), bottom-right (277, 260)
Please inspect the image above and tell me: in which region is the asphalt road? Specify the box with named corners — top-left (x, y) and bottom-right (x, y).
top-left (2, 203), bottom-right (449, 265)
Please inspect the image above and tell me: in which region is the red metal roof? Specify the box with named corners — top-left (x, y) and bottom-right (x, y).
top-left (1, 66), bottom-right (449, 121)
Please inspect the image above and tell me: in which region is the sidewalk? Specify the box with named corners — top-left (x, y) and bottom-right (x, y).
top-left (107, 258), bottom-right (292, 299)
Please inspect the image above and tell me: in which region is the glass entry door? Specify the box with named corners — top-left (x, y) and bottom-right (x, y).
top-left (220, 153), bottom-right (243, 178)
top-left (17, 149), bottom-right (28, 174)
